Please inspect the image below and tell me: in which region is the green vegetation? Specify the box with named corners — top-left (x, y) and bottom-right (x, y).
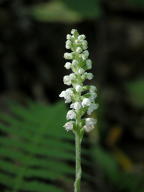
top-left (0, 102), bottom-right (143, 192)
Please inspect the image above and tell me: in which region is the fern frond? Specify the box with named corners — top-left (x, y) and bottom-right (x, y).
top-left (0, 102), bottom-right (91, 192)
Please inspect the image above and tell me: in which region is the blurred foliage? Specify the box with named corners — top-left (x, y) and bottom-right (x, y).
top-left (29, 0), bottom-right (102, 23)
top-left (0, 102), bottom-right (68, 192)
top-left (126, 79), bottom-right (144, 107)
top-left (0, 102), bottom-right (143, 192)
top-left (61, 0), bottom-right (102, 19)
top-left (93, 147), bottom-right (143, 192)
top-left (30, 1), bottom-right (82, 23)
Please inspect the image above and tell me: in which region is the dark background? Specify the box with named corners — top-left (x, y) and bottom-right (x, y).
top-left (0, 0), bottom-right (144, 191)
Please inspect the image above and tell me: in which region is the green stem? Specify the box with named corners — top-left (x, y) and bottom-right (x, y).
top-left (74, 132), bottom-right (82, 192)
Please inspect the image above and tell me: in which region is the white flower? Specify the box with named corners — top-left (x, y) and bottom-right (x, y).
top-left (72, 60), bottom-right (78, 66)
top-left (82, 98), bottom-right (91, 107)
top-left (64, 121), bottom-right (74, 131)
top-left (59, 90), bottom-right (65, 98)
top-left (71, 29), bottom-right (77, 35)
top-left (64, 53), bottom-right (73, 60)
top-left (85, 72), bottom-right (93, 80)
top-left (81, 55), bottom-right (87, 60)
top-left (87, 103), bottom-right (99, 115)
top-left (90, 92), bottom-right (97, 100)
top-left (76, 47), bottom-right (82, 53)
top-left (90, 86), bottom-right (96, 92)
top-left (66, 45), bottom-right (70, 49)
top-left (70, 73), bottom-right (76, 80)
top-left (75, 85), bottom-right (82, 92)
top-left (84, 50), bottom-right (89, 57)
top-left (82, 40), bottom-right (88, 50)
top-left (78, 35), bottom-right (86, 40)
top-left (70, 102), bottom-right (81, 111)
top-left (64, 62), bottom-right (71, 69)
top-left (86, 59), bottom-right (92, 69)
top-left (66, 110), bottom-right (76, 120)
top-left (66, 40), bottom-right (71, 44)
top-left (59, 88), bottom-right (73, 103)
top-left (66, 40), bottom-right (71, 49)
top-left (82, 50), bottom-right (89, 60)
top-left (83, 118), bottom-right (96, 132)
top-left (66, 34), bottom-right (71, 40)
top-left (78, 68), bottom-right (85, 74)
top-left (63, 75), bottom-right (72, 85)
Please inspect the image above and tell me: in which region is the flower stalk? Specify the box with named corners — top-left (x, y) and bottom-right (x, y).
top-left (74, 131), bottom-right (82, 192)
top-left (59, 29), bottom-right (98, 192)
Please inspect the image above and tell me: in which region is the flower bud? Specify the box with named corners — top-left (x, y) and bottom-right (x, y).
top-left (64, 53), bottom-right (73, 60)
top-left (64, 121), bottom-right (74, 131)
top-left (64, 62), bottom-right (71, 69)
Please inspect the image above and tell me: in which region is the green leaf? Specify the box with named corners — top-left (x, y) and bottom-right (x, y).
top-left (29, 0), bottom-right (102, 23)
top-left (29, 1), bottom-right (82, 23)
top-left (0, 101), bottom-right (92, 192)
top-left (0, 100), bottom-right (143, 192)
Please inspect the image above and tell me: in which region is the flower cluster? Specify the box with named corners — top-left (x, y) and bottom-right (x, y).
top-left (59, 29), bottom-right (98, 133)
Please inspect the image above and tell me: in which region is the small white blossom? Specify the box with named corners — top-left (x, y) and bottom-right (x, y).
top-left (76, 47), bottom-right (82, 53)
top-left (90, 92), bottom-right (97, 100)
top-left (82, 50), bottom-right (89, 60)
top-left (59, 90), bottom-right (65, 98)
top-left (70, 73), bottom-right (76, 80)
top-left (64, 121), bottom-right (74, 131)
top-left (67, 110), bottom-right (76, 120)
top-left (71, 29), bottom-right (77, 35)
top-left (78, 68), bottom-right (85, 74)
top-left (86, 59), bottom-right (92, 69)
top-left (64, 53), bottom-right (73, 60)
top-left (66, 40), bottom-right (71, 44)
top-left (66, 88), bottom-right (73, 95)
top-left (81, 55), bottom-right (87, 60)
top-left (66, 34), bottom-right (71, 40)
top-left (66, 40), bottom-right (71, 49)
top-left (63, 75), bottom-right (72, 85)
top-left (83, 118), bottom-right (96, 132)
top-left (83, 50), bottom-right (89, 57)
top-left (70, 102), bottom-right (81, 111)
top-left (72, 60), bottom-right (78, 66)
top-left (59, 88), bottom-right (73, 103)
top-left (66, 44), bottom-right (70, 49)
top-left (85, 72), bottom-right (93, 80)
top-left (87, 103), bottom-right (99, 115)
top-left (82, 98), bottom-right (91, 107)
top-left (82, 40), bottom-right (88, 50)
top-left (78, 35), bottom-right (86, 40)
top-left (90, 85), bottom-right (96, 92)
top-left (75, 85), bottom-right (82, 92)
top-left (64, 62), bottom-right (71, 69)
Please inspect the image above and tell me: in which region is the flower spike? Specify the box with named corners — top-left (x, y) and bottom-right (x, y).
top-left (59, 29), bottom-right (98, 132)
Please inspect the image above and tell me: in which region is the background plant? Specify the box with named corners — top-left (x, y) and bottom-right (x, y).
top-left (0, 101), bottom-right (143, 192)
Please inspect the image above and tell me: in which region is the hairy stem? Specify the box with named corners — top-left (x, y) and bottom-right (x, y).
top-left (74, 132), bottom-right (82, 192)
